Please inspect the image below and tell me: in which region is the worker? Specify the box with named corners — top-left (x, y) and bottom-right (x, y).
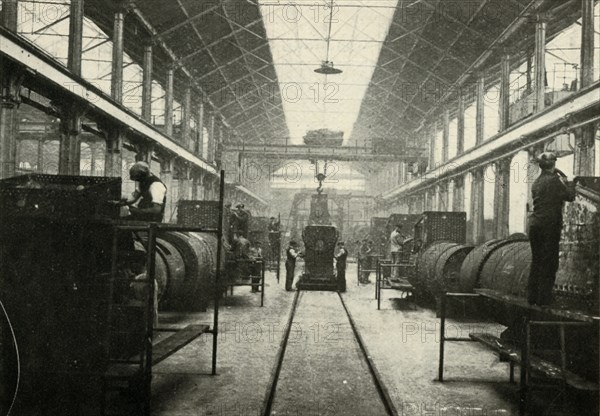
top-left (527, 152), bottom-right (575, 306)
top-left (249, 242), bottom-right (263, 293)
top-left (334, 241), bottom-right (348, 292)
top-left (359, 239), bottom-right (372, 283)
top-left (232, 203), bottom-right (250, 238)
top-left (231, 233), bottom-right (251, 282)
top-left (118, 161), bottom-right (167, 222)
top-left (224, 202), bottom-right (233, 243)
top-left (268, 216), bottom-right (281, 261)
top-left (285, 240), bottom-right (301, 291)
top-left (389, 224), bottom-right (406, 278)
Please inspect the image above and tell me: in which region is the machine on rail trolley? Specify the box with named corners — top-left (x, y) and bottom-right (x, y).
top-left (296, 191), bottom-right (345, 292)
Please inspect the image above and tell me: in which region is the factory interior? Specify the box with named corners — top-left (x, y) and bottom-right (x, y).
top-left (1, 0), bottom-right (600, 415)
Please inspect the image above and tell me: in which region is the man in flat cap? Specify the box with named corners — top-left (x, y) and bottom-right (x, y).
top-left (527, 152), bottom-right (575, 306)
top-left (120, 161), bottom-right (167, 222)
top-left (232, 203), bottom-right (250, 238)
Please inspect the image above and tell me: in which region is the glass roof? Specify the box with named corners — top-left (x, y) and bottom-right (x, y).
top-left (258, 0), bottom-right (399, 145)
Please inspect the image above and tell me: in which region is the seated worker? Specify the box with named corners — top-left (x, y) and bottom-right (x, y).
top-left (118, 161), bottom-right (167, 222)
top-left (334, 242), bottom-right (348, 292)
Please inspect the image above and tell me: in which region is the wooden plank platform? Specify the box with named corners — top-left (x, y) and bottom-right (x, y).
top-left (152, 324), bottom-right (210, 365)
top-left (227, 277), bottom-right (261, 287)
top-left (469, 333), bottom-right (598, 392)
top-left (474, 289), bottom-right (599, 322)
top-left (381, 277), bottom-right (413, 291)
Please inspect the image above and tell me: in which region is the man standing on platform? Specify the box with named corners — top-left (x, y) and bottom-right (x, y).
top-left (285, 241), bottom-right (301, 291)
top-left (527, 152), bottom-right (575, 306)
top-left (389, 224), bottom-right (406, 279)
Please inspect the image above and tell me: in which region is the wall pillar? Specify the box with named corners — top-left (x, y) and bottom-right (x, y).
top-left (141, 44), bottom-right (153, 122)
top-left (580, 0), bottom-right (595, 87)
top-left (456, 93), bottom-right (465, 155)
top-left (183, 85), bottom-right (192, 149)
top-left (534, 16), bottom-right (547, 113)
top-left (197, 99), bottom-right (205, 156)
top-left (428, 125), bottom-right (435, 170)
top-left (37, 138), bottom-right (45, 173)
top-left (58, 104), bottom-right (82, 175)
top-left (216, 122), bottom-right (224, 169)
top-left (164, 67), bottom-right (174, 135)
top-left (1, 0), bottom-right (18, 31)
top-left (447, 180), bottom-right (454, 211)
top-left (574, 0), bottom-right (596, 176)
top-left (101, 125), bottom-right (123, 178)
top-left (475, 72), bottom-right (485, 145)
top-left (493, 158), bottom-right (511, 238)
top-left (177, 162), bottom-right (191, 202)
top-left (89, 141), bottom-right (98, 176)
top-left (499, 49), bottom-right (511, 131)
top-left (470, 168), bottom-right (485, 244)
top-left (191, 171), bottom-right (198, 200)
top-left (67, 0), bottom-right (84, 76)
top-left (110, 6), bottom-right (125, 103)
top-left (442, 110), bottom-right (449, 162)
top-left (452, 176), bottom-right (464, 212)
top-left (0, 63), bottom-right (23, 178)
top-left (208, 113), bottom-right (215, 162)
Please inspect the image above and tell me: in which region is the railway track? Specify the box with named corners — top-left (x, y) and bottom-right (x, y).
top-left (261, 290), bottom-right (398, 416)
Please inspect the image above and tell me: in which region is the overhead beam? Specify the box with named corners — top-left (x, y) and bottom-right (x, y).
top-left (226, 144), bottom-right (427, 162)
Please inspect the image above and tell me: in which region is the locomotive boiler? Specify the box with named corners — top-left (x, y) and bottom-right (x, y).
top-left (296, 192), bottom-right (343, 291)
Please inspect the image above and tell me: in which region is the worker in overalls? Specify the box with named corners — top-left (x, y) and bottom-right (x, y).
top-left (285, 241), bottom-right (301, 291)
top-left (527, 152), bottom-right (575, 305)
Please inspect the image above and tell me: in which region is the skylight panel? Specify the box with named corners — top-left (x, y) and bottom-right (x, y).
top-left (259, 0), bottom-right (399, 144)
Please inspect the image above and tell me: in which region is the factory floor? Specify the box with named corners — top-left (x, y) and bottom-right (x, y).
top-left (127, 262), bottom-right (584, 416)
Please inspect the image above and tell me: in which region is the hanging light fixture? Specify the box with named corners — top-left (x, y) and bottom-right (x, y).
top-left (314, 0), bottom-right (342, 75)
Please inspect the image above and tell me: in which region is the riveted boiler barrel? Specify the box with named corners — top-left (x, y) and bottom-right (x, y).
top-left (158, 231), bottom-right (218, 311)
top-left (155, 238), bottom-right (185, 307)
top-left (459, 239), bottom-right (503, 292)
top-left (414, 242), bottom-right (472, 297)
top-left (479, 240), bottom-right (531, 297)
